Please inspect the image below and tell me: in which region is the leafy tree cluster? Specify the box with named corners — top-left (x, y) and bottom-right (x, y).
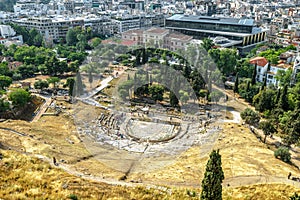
top-left (258, 45), bottom-right (296, 65)
top-left (117, 47), bottom-right (211, 106)
top-left (0, 73), bottom-right (12, 113)
top-left (8, 88), bottom-right (31, 107)
top-left (240, 75), bottom-right (300, 146)
top-left (208, 48), bottom-right (238, 76)
top-left (9, 24), bottom-right (43, 47)
top-left (236, 45), bottom-right (300, 147)
top-left (65, 26), bottom-right (101, 51)
top-left (0, 44), bottom-right (84, 81)
top-left (34, 80), bottom-right (49, 90)
top-left (240, 108), bottom-right (261, 126)
top-left (290, 193), bottom-right (300, 200)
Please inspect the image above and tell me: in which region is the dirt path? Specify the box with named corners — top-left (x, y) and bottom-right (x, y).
top-left (3, 123), bottom-right (300, 189)
top-left (31, 95), bottom-right (53, 122)
top-left (78, 68), bottom-right (126, 108)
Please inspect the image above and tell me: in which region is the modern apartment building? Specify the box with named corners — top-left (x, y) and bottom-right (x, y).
top-left (113, 14), bottom-right (164, 33)
top-left (12, 16), bottom-right (116, 43)
top-left (13, 17), bottom-right (83, 43)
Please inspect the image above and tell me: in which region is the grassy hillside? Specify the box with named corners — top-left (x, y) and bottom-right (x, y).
top-left (0, 150), bottom-right (175, 200)
top-left (1, 149), bottom-right (300, 200)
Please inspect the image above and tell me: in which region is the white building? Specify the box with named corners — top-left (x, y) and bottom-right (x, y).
top-left (0, 25), bottom-right (23, 46)
top-left (14, 1), bottom-right (36, 14)
top-left (292, 53), bottom-right (300, 84)
top-left (250, 57), bottom-right (291, 87)
top-left (0, 25), bottom-right (16, 38)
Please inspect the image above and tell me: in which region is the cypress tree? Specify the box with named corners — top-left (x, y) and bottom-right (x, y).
top-left (88, 71), bottom-right (93, 87)
top-left (201, 149), bottom-right (224, 200)
top-left (142, 48), bottom-right (148, 64)
top-left (246, 81), bottom-right (250, 93)
top-left (262, 73), bottom-right (267, 90)
top-left (149, 74), bottom-right (153, 85)
top-left (75, 73), bottom-right (84, 96)
top-left (251, 63), bottom-right (257, 85)
top-left (169, 91), bottom-right (179, 107)
top-left (278, 84), bottom-right (289, 110)
top-left (275, 88), bottom-right (281, 105)
top-left (205, 68), bottom-right (208, 84)
top-left (267, 62), bottom-right (271, 71)
top-left (233, 73), bottom-right (239, 93)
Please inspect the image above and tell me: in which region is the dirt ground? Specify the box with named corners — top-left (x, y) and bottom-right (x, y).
top-left (2, 102), bottom-right (300, 189)
top-left (1, 149), bottom-right (300, 200)
top-left (1, 81), bottom-right (300, 198)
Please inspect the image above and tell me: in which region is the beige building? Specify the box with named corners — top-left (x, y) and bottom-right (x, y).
top-left (165, 33), bottom-right (193, 51)
top-left (122, 29), bottom-right (144, 45)
top-left (122, 27), bottom-right (192, 51)
top-left (143, 28), bottom-right (169, 48)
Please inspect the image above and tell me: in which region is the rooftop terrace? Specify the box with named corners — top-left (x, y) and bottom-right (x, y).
top-left (167, 14), bottom-right (255, 26)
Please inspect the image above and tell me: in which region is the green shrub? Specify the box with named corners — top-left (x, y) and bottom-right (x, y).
top-left (274, 147), bottom-right (291, 163)
top-left (240, 108), bottom-right (260, 126)
top-left (68, 194), bottom-right (78, 200)
top-left (290, 193), bottom-right (300, 200)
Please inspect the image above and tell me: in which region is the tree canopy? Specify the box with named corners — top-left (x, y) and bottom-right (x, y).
top-left (8, 88), bottom-right (31, 107)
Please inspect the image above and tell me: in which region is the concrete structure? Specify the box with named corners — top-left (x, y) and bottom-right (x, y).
top-left (13, 16), bottom-right (116, 43)
top-left (14, 0), bottom-right (36, 14)
top-left (13, 17), bottom-right (83, 43)
top-left (113, 14), bottom-right (164, 33)
top-left (165, 14), bottom-right (267, 54)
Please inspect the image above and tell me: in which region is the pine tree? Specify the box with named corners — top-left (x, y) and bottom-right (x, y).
top-left (233, 73), bottom-right (239, 93)
top-left (201, 149), bottom-right (224, 200)
top-left (251, 63), bottom-right (257, 85)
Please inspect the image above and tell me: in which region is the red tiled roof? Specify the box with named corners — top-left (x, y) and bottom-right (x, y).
top-left (249, 57), bottom-right (268, 67)
top-left (102, 39), bottom-right (137, 46)
top-left (121, 40), bottom-right (137, 46)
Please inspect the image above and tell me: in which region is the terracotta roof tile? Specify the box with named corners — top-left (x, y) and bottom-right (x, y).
top-left (250, 57), bottom-right (268, 67)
